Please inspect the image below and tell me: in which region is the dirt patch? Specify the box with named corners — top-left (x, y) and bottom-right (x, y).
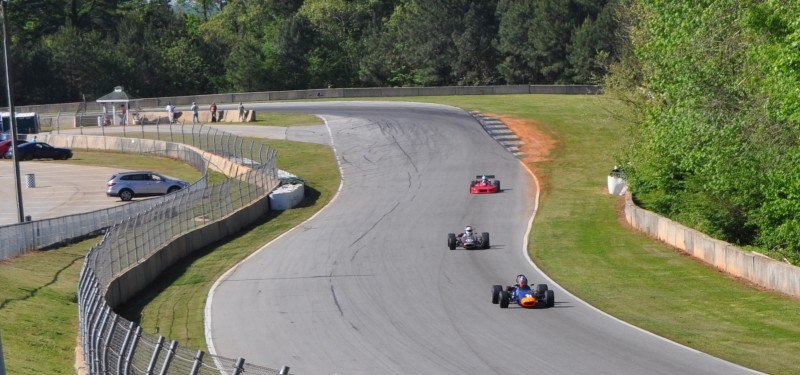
top-left (485, 113), bottom-right (558, 192)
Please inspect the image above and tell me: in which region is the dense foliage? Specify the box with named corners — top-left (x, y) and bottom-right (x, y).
top-left (609, 1), bottom-right (800, 263)
top-left (0, 0), bottom-right (618, 105)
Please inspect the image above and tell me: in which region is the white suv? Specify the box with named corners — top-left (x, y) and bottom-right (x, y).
top-left (106, 171), bottom-right (188, 201)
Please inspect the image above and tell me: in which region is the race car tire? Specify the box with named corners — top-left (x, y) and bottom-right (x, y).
top-left (492, 285), bottom-right (503, 304)
top-left (482, 232), bottom-right (490, 249)
top-left (545, 290), bottom-right (555, 308)
top-left (499, 291), bottom-right (510, 308)
top-left (493, 180), bottom-right (500, 191)
top-left (536, 284), bottom-right (548, 295)
top-left (447, 233), bottom-right (457, 250)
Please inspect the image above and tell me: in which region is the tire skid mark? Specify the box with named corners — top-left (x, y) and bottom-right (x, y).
top-left (349, 201), bottom-right (400, 247)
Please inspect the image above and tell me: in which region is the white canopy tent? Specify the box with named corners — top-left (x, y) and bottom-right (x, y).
top-left (95, 86), bottom-right (138, 125)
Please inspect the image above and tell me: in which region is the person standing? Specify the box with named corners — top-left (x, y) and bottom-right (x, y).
top-left (191, 102), bottom-right (199, 124)
top-left (120, 104), bottom-right (127, 126)
top-left (210, 102), bottom-right (217, 123)
top-left (238, 102), bottom-right (245, 122)
top-left (166, 102), bottom-right (175, 124)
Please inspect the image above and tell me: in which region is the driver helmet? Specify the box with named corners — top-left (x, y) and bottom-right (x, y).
top-left (516, 275), bottom-right (528, 286)
top-left (465, 226), bottom-right (473, 236)
top-left (481, 175), bottom-right (488, 182)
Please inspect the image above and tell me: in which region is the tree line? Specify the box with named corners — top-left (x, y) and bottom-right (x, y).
top-left (1, 0), bottom-right (619, 105)
top-left (9, 1), bottom-right (797, 264)
top-left (608, 1), bottom-right (800, 264)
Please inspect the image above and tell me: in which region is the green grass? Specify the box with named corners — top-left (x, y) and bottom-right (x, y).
top-left (0, 237), bottom-right (99, 375)
top-left (114, 139), bottom-right (338, 350)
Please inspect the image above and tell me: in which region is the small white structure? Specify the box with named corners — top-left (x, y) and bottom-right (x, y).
top-left (269, 170), bottom-right (305, 210)
top-left (96, 86), bottom-right (138, 126)
top-left (608, 166), bottom-right (627, 196)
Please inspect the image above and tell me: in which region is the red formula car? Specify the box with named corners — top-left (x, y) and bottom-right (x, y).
top-left (470, 175), bottom-right (500, 194)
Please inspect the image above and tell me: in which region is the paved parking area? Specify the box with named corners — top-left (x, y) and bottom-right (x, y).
top-left (0, 160), bottom-right (132, 225)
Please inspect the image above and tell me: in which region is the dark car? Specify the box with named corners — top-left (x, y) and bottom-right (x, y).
top-left (4, 142), bottom-right (73, 160)
top-left (447, 226), bottom-right (490, 250)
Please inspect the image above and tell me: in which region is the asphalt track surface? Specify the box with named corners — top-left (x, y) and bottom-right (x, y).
top-left (206, 102), bottom-right (755, 374)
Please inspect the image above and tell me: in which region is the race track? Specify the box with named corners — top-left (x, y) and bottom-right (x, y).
top-left (206, 102), bottom-right (754, 374)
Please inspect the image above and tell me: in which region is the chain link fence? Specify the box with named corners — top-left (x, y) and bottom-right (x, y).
top-left (0, 146), bottom-right (207, 260)
top-left (74, 125), bottom-right (287, 373)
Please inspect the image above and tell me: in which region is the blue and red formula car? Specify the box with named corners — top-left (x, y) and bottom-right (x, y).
top-left (470, 174), bottom-right (500, 194)
top-left (492, 275), bottom-right (555, 308)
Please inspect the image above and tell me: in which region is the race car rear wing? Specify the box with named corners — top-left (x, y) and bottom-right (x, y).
top-left (475, 175), bottom-right (496, 179)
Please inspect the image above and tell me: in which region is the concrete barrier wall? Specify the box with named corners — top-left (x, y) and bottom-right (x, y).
top-left (105, 196), bottom-right (270, 307)
top-left (9, 85), bottom-right (601, 115)
top-left (624, 193), bottom-right (800, 297)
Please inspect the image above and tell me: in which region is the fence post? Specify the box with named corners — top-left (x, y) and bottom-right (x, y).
top-left (116, 322), bottom-right (136, 374)
top-left (158, 340), bottom-right (178, 375)
top-left (91, 306), bottom-right (110, 374)
top-left (145, 336), bottom-right (165, 375)
top-left (231, 358), bottom-right (245, 375)
top-left (0, 331), bottom-right (6, 375)
top-left (189, 350), bottom-right (204, 375)
top-left (122, 326), bottom-right (142, 375)
top-left (100, 314), bottom-right (119, 374)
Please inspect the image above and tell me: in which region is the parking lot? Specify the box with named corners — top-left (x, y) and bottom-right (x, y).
top-left (0, 160), bottom-right (132, 225)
